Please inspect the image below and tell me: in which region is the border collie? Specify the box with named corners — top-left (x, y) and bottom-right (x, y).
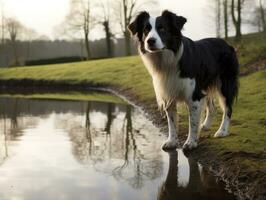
top-left (128, 10), bottom-right (239, 150)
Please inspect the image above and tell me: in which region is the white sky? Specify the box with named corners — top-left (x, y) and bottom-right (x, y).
top-left (2, 0), bottom-right (215, 40)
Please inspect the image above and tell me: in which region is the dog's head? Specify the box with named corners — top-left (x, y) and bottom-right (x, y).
top-left (128, 10), bottom-right (186, 54)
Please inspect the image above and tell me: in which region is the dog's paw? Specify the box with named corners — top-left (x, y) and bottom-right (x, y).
top-left (162, 139), bottom-right (179, 151)
top-left (214, 130), bottom-right (229, 138)
top-left (183, 139), bottom-right (198, 151)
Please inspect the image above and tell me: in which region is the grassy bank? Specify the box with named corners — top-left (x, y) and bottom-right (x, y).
top-left (0, 32), bottom-right (265, 198)
top-left (0, 91), bottom-right (126, 104)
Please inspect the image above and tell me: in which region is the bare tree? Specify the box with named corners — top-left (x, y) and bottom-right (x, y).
top-left (0, 1), bottom-right (5, 45)
top-left (64, 0), bottom-right (95, 60)
top-left (99, 0), bottom-right (114, 57)
top-left (6, 18), bottom-right (22, 65)
top-left (259, 0), bottom-right (266, 32)
top-left (216, 0), bottom-right (222, 37)
top-left (24, 28), bottom-right (38, 61)
top-left (116, 0), bottom-right (155, 56)
top-left (223, 0), bottom-right (229, 39)
top-left (208, 0), bottom-right (227, 38)
top-left (231, 0), bottom-right (246, 41)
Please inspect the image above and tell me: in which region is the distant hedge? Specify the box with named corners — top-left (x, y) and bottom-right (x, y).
top-left (25, 56), bottom-right (87, 66)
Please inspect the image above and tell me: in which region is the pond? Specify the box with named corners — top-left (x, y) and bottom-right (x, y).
top-left (0, 96), bottom-right (235, 200)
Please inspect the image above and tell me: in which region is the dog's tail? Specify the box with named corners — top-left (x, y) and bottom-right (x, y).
top-left (219, 46), bottom-right (239, 117)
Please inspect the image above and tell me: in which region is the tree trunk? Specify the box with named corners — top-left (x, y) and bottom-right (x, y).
top-left (259, 0), bottom-right (266, 33)
top-left (26, 41), bottom-right (31, 61)
top-left (124, 31), bottom-right (131, 56)
top-left (216, 0), bottom-right (221, 38)
top-left (236, 0), bottom-right (242, 40)
top-left (103, 21), bottom-right (113, 57)
top-left (122, 0), bottom-right (131, 56)
top-left (223, 0), bottom-right (228, 39)
top-left (231, 0), bottom-right (242, 41)
top-left (12, 41), bottom-right (18, 66)
top-left (84, 31), bottom-right (91, 60)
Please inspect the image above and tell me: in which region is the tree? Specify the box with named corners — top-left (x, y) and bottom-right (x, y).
top-left (259, 0), bottom-right (266, 32)
top-left (231, 0), bottom-right (245, 41)
top-left (99, 0), bottom-right (114, 57)
top-left (64, 0), bottom-right (95, 60)
top-left (223, 0), bottom-right (229, 39)
top-left (6, 18), bottom-right (22, 65)
top-left (115, 0), bottom-right (156, 56)
top-left (208, 0), bottom-right (228, 38)
top-left (23, 28), bottom-right (38, 61)
top-left (0, 1), bottom-right (5, 45)
top-left (216, 0), bottom-right (222, 37)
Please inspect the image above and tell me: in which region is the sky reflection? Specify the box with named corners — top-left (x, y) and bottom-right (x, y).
top-left (0, 97), bottom-right (235, 200)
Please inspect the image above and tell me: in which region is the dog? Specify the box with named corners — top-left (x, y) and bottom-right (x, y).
top-left (127, 10), bottom-right (239, 150)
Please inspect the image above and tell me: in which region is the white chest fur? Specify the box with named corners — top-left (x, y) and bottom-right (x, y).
top-left (140, 47), bottom-right (195, 110)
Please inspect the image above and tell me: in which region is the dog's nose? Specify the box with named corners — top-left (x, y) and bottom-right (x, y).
top-left (147, 38), bottom-right (156, 46)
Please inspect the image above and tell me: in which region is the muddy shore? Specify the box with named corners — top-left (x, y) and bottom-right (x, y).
top-left (103, 86), bottom-right (265, 200)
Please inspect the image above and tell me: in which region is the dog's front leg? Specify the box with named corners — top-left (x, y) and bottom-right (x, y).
top-left (162, 105), bottom-right (179, 150)
top-left (183, 99), bottom-right (204, 150)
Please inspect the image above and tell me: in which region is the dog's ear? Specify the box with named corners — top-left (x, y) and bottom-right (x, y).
top-left (162, 10), bottom-right (187, 34)
top-left (127, 11), bottom-right (150, 39)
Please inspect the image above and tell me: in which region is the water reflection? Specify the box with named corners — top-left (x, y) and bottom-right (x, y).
top-left (0, 97), bottom-right (235, 200)
top-left (158, 150), bottom-right (235, 200)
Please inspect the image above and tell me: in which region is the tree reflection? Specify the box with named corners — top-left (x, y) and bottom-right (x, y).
top-left (10, 99), bottom-right (23, 138)
top-left (67, 102), bottom-right (163, 190)
top-left (114, 105), bottom-right (132, 171)
top-left (104, 103), bottom-right (115, 135)
top-left (0, 98), bottom-right (38, 164)
top-left (85, 102), bottom-right (92, 156)
top-left (0, 113), bottom-right (8, 164)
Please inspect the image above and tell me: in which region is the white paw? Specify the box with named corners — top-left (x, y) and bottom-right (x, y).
top-left (183, 139), bottom-right (198, 150)
top-left (200, 124), bottom-right (209, 131)
top-left (162, 139), bottom-right (179, 151)
top-left (214, 130), bottom-right (229, 138)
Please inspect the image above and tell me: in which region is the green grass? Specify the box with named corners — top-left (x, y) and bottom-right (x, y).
top-left (173, 68), bottom-right (266, 156)
top-left (0, 56), bottom-right (155, 103)
top-left (227, 32), bottom-right (266, 66)
top-left (0, 92), bottom-right (126, 104)
top-left (200, 69), bottom-right (266, 153)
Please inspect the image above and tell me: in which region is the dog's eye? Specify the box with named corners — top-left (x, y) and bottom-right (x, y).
top-left (143, 24), bottom-right (151, 35)
top-left (143, 26), bottom-right (149, 35)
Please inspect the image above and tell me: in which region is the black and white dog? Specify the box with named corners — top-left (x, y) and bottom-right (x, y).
top-left (128, 10), bottom-right (239, 150)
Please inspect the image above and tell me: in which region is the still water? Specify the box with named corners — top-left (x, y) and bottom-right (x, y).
top-left (0, 97), bottom-right (235, 200)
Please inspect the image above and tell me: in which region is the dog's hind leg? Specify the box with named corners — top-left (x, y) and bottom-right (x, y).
top-left (183, 98), bottom-right (205, 150)
top-left (215, 48), bottom-right (239, 137)
top-left (201, 98), bottom-right (215, 131)
top-left (162, 104), bottom-right (179, 150)
top-left (214, 91), bottom-right (231, 137)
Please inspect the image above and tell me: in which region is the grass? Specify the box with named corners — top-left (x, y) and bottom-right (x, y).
top-left (227, 32), bottom-right (266, 67)
top-left (201, 69), bottom-right (266, 154)
top-left (0, 91), bottom-right (126, 104)
top-left (175, 68), bottom-right (266, 155)
top-left (0, 55), bottom-right (155, 103)
top-left (0, 32), bottom-right (265, 178)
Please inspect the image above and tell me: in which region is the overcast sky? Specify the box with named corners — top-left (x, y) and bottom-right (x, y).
top-left (2, 0), bottom-right (219, 40)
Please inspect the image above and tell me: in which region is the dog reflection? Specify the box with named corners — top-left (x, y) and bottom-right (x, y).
top-left (157, 150), bottom-right (234, 200)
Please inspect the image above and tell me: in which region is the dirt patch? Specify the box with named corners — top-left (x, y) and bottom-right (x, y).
top-left (240, 59), bottom-right (266, 76)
